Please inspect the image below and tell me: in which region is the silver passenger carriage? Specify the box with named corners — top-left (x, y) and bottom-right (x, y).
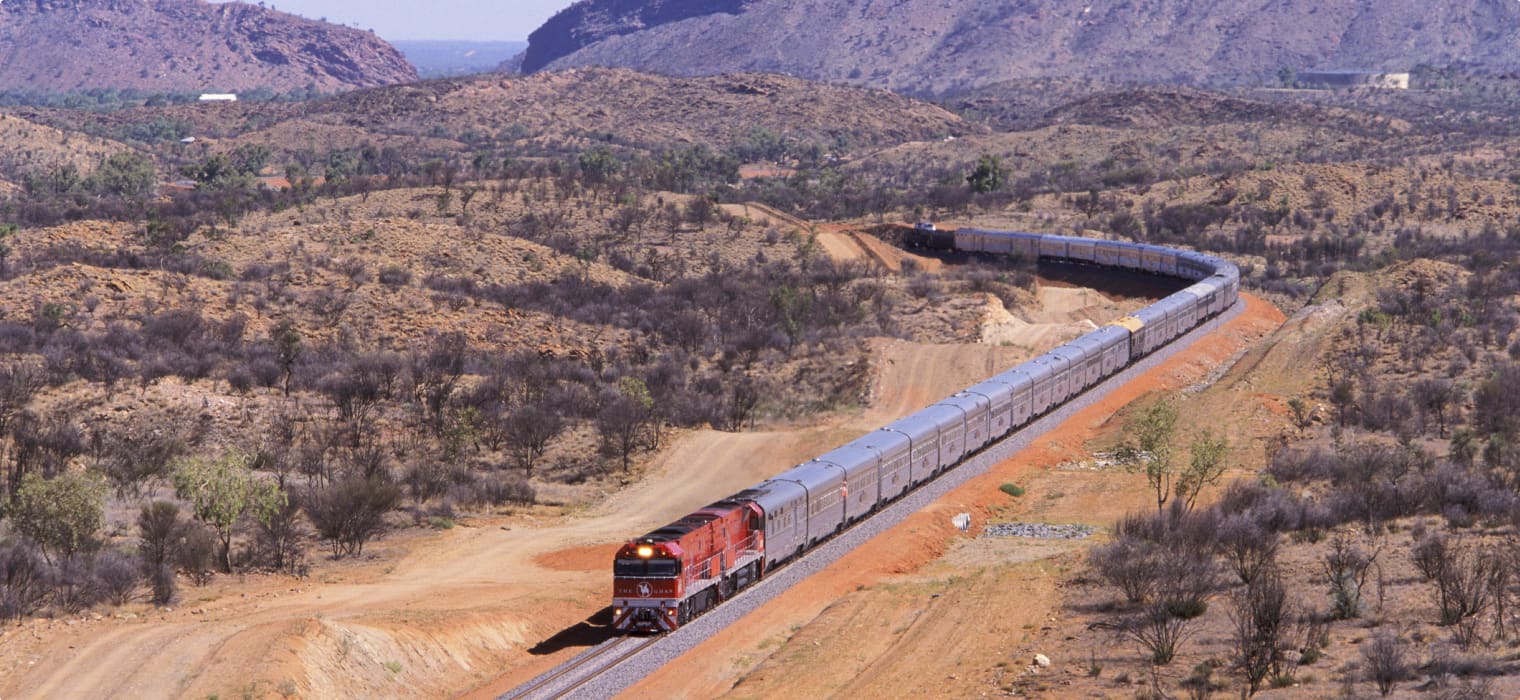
top-left (938, 391), bottom-right (993, 456)
top-left (880, 414), bottom-right (940, 486)
top-left (770, 461), bottom-right (846, 547)
top-left (811, 444), bottom-right (885, 524)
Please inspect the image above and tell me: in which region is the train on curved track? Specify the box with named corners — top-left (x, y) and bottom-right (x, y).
top-left (611, 227), bottom-right (1241, 633)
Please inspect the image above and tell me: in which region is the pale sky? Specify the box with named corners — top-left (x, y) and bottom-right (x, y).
top-left (211, 1), bottom-right (578, 41)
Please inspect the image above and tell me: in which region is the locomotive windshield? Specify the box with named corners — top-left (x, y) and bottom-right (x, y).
top-left (614, 559), bottom-right (680, 577)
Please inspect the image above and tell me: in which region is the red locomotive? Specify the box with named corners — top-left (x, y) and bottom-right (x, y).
top-left (611, 495), bottom-right (765, 633)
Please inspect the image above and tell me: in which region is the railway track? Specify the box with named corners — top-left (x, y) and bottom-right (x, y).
top-left (500, 636), bottom-right (660, 700)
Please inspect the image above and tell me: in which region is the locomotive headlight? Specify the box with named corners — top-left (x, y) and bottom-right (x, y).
top-left (637, 545), bottom-right (654, 558)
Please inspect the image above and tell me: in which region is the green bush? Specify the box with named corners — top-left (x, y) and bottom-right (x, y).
top-left (1165, 598), bottom-right (1208, 619)
top-left (999, 483), bottom-right (1025, 498)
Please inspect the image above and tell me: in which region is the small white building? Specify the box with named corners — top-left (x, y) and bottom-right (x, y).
top-left (197, 93), bottom-right (238, 102)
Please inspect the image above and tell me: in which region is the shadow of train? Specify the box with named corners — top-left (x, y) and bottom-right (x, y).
top-left (528, 606), bottom-right (617, 655)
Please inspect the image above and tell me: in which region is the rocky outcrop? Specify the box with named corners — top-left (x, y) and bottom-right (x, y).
top-left (518, 0), bottom-right (752, 74)
top-left (516, 0), bottom-right (1520, 95)
top-left (0, 0), bottom-right (417, 92)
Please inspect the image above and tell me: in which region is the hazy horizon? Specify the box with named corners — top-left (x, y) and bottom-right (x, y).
top-left (210, 0), bottom-right (577, 42)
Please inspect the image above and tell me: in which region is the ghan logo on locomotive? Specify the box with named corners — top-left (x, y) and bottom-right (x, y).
top-left (609, 227), bottom-right (1241, 634)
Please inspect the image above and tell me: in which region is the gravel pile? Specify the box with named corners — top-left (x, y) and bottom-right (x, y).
top-left (516, 301), bottom-right (1243, 700)
top-left (982, 522), bottom-right (1094, 539)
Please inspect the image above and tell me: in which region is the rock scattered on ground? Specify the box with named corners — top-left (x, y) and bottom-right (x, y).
top-left (981, 522), bottom-right (1094, 539)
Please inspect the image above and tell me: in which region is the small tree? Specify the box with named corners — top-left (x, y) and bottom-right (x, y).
top-left (1287, 397), bottom-right (1312, 434)
top-left (1119, 399), bottom-right (1180, 513)
top-left (253, 492), bottom-right (306, 573)
top-left (274, 320), bottom-right (302, 396)
top-left (303, 477), bottom-right (400, 559)
top-left (93, 550), bottom-right (142, 606)
top-left (10, 470), bottom-right (106, 563)
top-left (137, 500), bottom-right (183, 570)
top-left (1176, 429), bottom-right (1229, 511)
top-left (177, 521), bottom-right (218, 586)
top-left (94, 413), bottom-right (190, 500)
top-left (1411, 529), bottom-right (1449, 582)
top-left (137, 501), bottom-right (183, 603)
top-left (91, 151), bottom-right (158, 201)
top-left (966, 153), bottom-right (1007, 194)
top-left (1410, 377), bottom-right (1457, 437)
top-left (1449, 428), bottom-right (1478, 468)
top-left (172, 451), bottom-right (284, 572)
top-left (0, 542), bottom-right (51, 621)
top-left (1322, 533), bottom-right (1377, 619)
top-left (597, 378), bottom-right (657, 471)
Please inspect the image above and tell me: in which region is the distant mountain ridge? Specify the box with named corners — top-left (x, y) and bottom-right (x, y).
top-left (0, 0), bottom-right (417, 93)
top-left (518, 0), bottom-right (1520, 95)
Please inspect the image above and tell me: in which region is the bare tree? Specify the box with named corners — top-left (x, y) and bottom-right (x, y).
top-left (1111, 599), bottom-right (1197, 666)
top-left (252, 493), bottom-right (306, 574)
top-left (1229, 570), bottom-right (1292, 695)
top-left (1410, 377), bottom-right (1458, 437)
top-left (1361, 630), bottom-right (1410, 697)
top-left (1436, 542), bottom-right (1496, 647)
top-left (1412, 529), bottom-right (1451, 582)
top-left (1323, 533), bottom-right (1377, 620)
top-left (410, 331), bottom-right (468, 435)
top-left (503, 402), bottom-right (564, 475)
top-left (597, 395), bottom-right (646, 472)
top-left (1217, 514), bottom-right (1280, 585)
top-left (1089, 537), bottom-right (1162, 604)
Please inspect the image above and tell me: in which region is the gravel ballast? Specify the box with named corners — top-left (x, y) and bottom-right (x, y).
top-left (980, 522), bottom-right (1095, 539)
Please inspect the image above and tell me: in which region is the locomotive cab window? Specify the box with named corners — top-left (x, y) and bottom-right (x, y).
top-left (614, 559), bottom-right (645, 576)
top-left (615, 559), bottom-right (681, 577)
top-left (647, 559), bottom-right (679, 576)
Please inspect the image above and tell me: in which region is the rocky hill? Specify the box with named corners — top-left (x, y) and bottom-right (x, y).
top-left (0, 0), bottom-right (417, 93)
top-left (518, 0), bottom-right (1520, 95)
top-left (8, 68), bottom-right (973, 166)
